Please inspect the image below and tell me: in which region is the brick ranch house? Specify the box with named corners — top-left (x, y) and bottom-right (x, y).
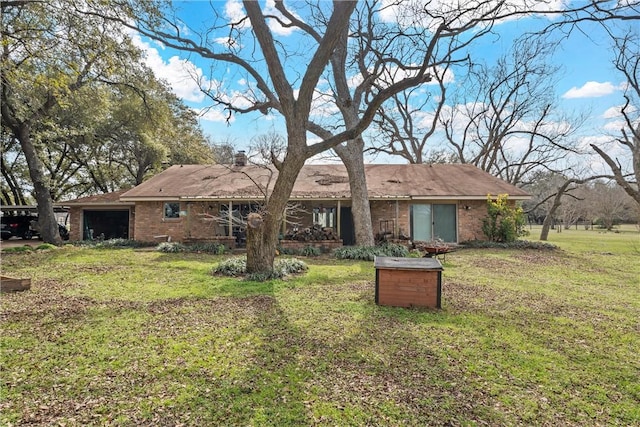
top-left (60, 162), bottom-right (530, 248)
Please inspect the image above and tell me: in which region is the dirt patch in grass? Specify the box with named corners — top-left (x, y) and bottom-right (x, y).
top-left (1, 279), bottom-right (94, 323)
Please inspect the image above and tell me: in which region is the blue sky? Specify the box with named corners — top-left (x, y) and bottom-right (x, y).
top-left (131, 0), bottom-right (635, 171)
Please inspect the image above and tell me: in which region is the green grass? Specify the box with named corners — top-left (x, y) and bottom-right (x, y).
top-left (1, 226), bottom-right (639, 426)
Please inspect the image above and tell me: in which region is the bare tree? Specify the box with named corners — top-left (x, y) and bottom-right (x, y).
top-left (249, 131), bottom-right (286, 167)
top-left (591, 31), bottom-right (640, 206)
top-left (439, 37), bottom-right (584, 187)
top-left (589, 180), bottom-right (635, 230)
top-left (536, 174), bottom-right (615, 240)
top-left (369, 64), bottom-right (450, 164)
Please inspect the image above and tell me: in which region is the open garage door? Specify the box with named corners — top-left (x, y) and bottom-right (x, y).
top-left (83, 210), bottom-right (129, 240)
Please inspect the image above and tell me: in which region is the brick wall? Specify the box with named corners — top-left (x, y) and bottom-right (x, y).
top-left (184, 202), bottom-right (227, 239)
top-left (69, 207), bottom-right (82, 241)
top-left (129, 198), bottom-right (493, 243)
top-left (457, 200), bottom-right (487, 242)
top-left (134, 201), bottom-right (186, 242)
top-left (370, 200), bottom-right (411, 238)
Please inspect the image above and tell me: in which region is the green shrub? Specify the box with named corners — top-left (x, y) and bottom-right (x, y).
top-left (2, 245), bottom-right (34, 254)
top-left (73, 239), bottom-right (154, 249)
top-left (408, 249), bottom-right (423, 258)
top-left (188, 242), bottom-right (226, 254)
top-left (379, 242), bottom-right (409, 257)
top-left (482, 194), bottom-right (528, 243)
top-left (334, 243), bottom-right (409, 261)
top-left (213, 257), bottom-right (247, 277)
top-left (35, 243), bottom-right (57, 251)
top-left (275, 258), bottom-right (308, 275)
top-left (276, 245), bottom-right (299, 256)
top-left (300, 245), bottom-right (321, 257)
top-left (157, 242), bottom-right (188, 253)
top-left (213, 257), bottom-right (308, 280)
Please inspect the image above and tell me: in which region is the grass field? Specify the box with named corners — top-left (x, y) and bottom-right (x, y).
top-left (1, 226), bottom-right (639, 426)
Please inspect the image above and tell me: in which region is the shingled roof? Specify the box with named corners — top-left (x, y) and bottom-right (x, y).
top-left (119, 163), bottom-right (529, 201)
top-left (59, 189), bottom-right (134, 206)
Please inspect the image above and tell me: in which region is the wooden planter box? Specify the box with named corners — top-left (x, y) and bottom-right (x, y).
top-left (1, 276), bottom-right (31, 293)
top-left (374, 257), bottom-right (443, 308)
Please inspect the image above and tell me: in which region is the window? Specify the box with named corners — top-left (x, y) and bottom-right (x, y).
top-left (164, 202), bottom-right (180, 219)
top-left (313, 207), bottom-right (335, 228)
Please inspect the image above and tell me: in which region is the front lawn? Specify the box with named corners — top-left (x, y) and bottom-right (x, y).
top-left (1, 227), bottom-right (638, 426)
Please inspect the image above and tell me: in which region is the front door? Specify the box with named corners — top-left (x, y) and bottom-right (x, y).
top-left (340, 207), bottom-right (356, 246)
top-left (433, 204), bottom-right (457, 242)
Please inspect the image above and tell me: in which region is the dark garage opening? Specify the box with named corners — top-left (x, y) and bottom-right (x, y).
top-left (83, 210), bottom-right (129, 240)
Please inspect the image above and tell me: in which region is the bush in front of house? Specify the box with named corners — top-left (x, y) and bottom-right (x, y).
top-left (187, 242), bottom-right (227, 255)
top-left (74, 239), bottom-right (155, 249)
top-left (213, 257), bottom-right (247, 276)
top-left (275, 258), bottom-right (309, 276)
top-left (157, 241), bottom-right (227, 254)
top-left (276, 245), bottom-right (299, 256)
top-left (299, 245), bottom-right (321, 257)
top-left (333, 243), bottom-right (409, 261)
top-left (482, 194), bottom-right (528, 243)
top-left (213, 256), bottom-right (308, 280)
top-left (35, 243), bottom-right (57, 251)
top-left (157, 242), bottom-right (188, 253)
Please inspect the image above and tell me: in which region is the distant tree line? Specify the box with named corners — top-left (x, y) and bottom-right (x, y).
top-left (523, 172), bottom-right (638, 232)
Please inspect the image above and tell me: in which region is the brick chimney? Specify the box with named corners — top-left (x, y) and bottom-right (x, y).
top-left (234, 150), bottom-right (247, 167)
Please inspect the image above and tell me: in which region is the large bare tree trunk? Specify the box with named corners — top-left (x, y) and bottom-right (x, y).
top-left (245, 146), bottom-right (306, 274)
top-left (17, 126), bottom-right (62, 245)
top-left (335, 138), bottom-right (375, 246)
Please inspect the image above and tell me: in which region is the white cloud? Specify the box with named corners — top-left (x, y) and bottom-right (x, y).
top-left (195, 107), bottom-right (234, 123)
top-left (578, 134), bottom-right (612, 151)
top-left (602, 104), bottom-right (637, 119)
top-left (602, 105), bottom-right (623, 118)
top-left (215, 36), bottom-right (241, 49)
top-left (264, 0), bottom-right (300, 36)
top-left (309, 90), bottom-right (341, 119)
top-left (130, 32), bottom-right (212, 103)
top-left (378, 0), bottom-right (571, 29)
top-left (225, 0), bottom-right (248, 27)
top-left (562, 81), bottom-right (620, 99)
top-left (604, 120), bottom-right (626, 132)
top-left (305, 149), bottom-right (343, 165)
